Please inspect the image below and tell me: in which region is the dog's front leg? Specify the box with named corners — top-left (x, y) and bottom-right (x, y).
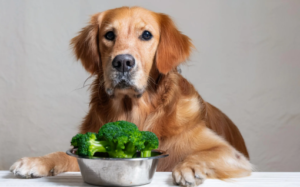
top-left (10, 152), bottom-right (79, 178)
top-left (172, 128), bottom-right (252, 187)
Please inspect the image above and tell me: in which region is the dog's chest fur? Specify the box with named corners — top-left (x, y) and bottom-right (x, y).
top-left (108, 83), bottom-right (204, 171)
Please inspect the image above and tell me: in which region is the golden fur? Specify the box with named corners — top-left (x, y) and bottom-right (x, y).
top-left (10, 7), bottom-right (252, 186)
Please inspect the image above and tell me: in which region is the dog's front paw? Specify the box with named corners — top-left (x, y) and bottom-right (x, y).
top-left (172, 161), bottom-right (207, 187)
top-left (10, 157), bottom-right (55, 178)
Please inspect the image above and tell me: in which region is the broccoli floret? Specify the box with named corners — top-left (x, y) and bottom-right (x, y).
top-left (98, 121), bottom-right (145, 158)
top-left (71, 121), bottom-right (159, 158)
top-left (140, 131), bottom-right (159, 158)
top-left (76, 132), bottom-right (108, 157)
top-left (71, 133), bottom-right (84, 147)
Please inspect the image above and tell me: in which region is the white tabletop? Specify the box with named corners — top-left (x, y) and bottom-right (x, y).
top-left (1, 171), bottom-right (300, 187)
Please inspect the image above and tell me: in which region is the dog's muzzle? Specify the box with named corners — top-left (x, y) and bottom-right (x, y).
top-left (106, 54), bottom-right (145, 97)
top-left (111, 54), bottom-right (136, 89)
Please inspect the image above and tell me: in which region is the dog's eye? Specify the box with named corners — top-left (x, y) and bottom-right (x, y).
top-left (105, 31), bottom-right (115, 41)
top-left (141, 30), bottom-right (152, 41)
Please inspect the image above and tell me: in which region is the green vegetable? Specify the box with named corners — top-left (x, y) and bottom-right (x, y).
top-left (77, 132), bottom-right (108, 157)
top-left (140, 131), bottom-right (159, 158)
top-left (71, 133), bottom-right (83, 147)
top-left (70, 121), bottom-right (159, 158)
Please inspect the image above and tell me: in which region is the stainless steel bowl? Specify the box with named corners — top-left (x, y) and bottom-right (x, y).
top-left (66, 148), bottom-right (169, 186)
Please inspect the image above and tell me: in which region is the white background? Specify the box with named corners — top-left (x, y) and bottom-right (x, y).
top-left (0, 0), bottom-right (299, 171)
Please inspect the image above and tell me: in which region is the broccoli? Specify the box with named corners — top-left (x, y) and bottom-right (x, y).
top-left (97, 121), bottom-right (144, 158)
top-left (140, 131), bottom-right (159, 158)
top-left (70, 121), bottom-right (159, 158)
top-left (71, 133), bottom-right (84, 147)
top-left (74, 132), bottom-right (108, 157)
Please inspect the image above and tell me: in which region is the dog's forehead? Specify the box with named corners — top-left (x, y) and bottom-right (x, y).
top-left (101, 7), bottom-right (159, 33)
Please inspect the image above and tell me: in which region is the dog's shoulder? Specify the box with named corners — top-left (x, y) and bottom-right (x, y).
top-left (157, 72), bottom-right (205, 112)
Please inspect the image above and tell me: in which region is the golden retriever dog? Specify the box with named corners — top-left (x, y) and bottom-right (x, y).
top-left (10, 6), bottom-right (252, 186)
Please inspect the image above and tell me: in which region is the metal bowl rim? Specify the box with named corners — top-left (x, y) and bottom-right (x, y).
top-left (66, 148), bottom-right (169, 161)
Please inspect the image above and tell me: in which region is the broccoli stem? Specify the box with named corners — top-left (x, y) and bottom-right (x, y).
top-left (89, 140), bottom-right (109, 156)
top-left (125, 142), bottom-right (136, 153)
top-left (105, 142), bottom-right (137, 158)
top-left (141, 150), bottom-right (152, 158)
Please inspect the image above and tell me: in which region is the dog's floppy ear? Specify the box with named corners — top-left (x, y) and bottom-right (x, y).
top-left (70, 13), bottom-right (103, 74)
top-left (156, 14), bottom-right (194, 74)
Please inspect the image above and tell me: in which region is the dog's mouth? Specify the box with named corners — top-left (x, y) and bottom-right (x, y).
top-left (113, 73), bottom-right (135, 89)
top-left (115, 79), bottom-right (132, 89)
top-left (105, 74), bottom-right (145, 98)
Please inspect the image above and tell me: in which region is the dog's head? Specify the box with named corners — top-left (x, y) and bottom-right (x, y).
top-left (71, 7), bottom-right (193, 98)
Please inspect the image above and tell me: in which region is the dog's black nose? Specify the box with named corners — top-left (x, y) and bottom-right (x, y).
top-left (112, 54), bottom-right (135, 72)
